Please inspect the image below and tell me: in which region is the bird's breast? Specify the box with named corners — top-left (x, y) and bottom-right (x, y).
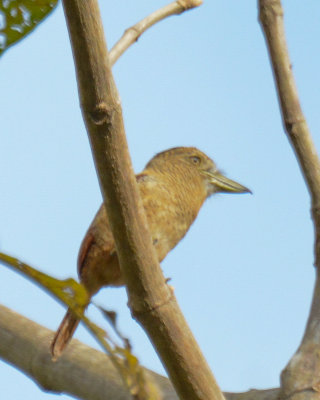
top-left (140, 180), bottom-right (201, 262)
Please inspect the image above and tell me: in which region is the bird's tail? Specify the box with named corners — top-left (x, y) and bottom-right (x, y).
top-left (50, 308), bottom-right (81, 361)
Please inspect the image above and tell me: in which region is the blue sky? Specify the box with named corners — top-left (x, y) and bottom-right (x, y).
top-left (1, 1), bottom-right (320, 398)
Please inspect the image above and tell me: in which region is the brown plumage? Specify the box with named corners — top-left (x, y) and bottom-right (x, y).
top-left (51, 147), bottom-right (250, 359)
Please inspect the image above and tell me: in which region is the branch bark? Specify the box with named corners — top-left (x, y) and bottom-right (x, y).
top-left (0, 304), bottom-right (279, 400)
top-left (61, 0), bottom-right (223, 399)
top-left (259, 1), bottom-right (320, 399)
top-left (0, 304), bottom-right (175, 400)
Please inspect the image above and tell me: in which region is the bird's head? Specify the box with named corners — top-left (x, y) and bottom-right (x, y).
top-left (146, 147), bottom-right (251, 198)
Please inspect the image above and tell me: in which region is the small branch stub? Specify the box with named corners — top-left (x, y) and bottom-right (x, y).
top-left (178, 0), bottom-right (203, 10)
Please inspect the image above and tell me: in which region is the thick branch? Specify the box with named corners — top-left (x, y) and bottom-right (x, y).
top-left (61, 0), bottom-right (223, 399)
top-left (259, 1), bottom-right (320, 399)
top-left (109, 0), bottom-right (202, 66)
top-left (0, 304), bottom-right (174, 400)
top-left (0, 304), bottom-right (279, 400)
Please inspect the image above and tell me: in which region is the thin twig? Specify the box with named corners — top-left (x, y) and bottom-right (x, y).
top-left (259, 1), bottom-right (320, 399)
top-left (109, 0), bottom-right (202, 66)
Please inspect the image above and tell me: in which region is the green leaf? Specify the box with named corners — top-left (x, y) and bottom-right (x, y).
top-left (0, 252), bottom-right (89, 311)
top-left (0, 0), bottom-right (59, 56)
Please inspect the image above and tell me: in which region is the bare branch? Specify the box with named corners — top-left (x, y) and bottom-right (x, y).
top-left (61, 0), bottom-right (223, 398)
top-left (0, 304), bottom-right (280, 400)
top-left (225, 389), bottom-right (279, 400)
top-left (259, 1), bottom-right (320, 399)
top-left (259, 0), bottom-right (320, 208)
top-left (109, 0), bottom-right (202, 66)
top-left (0, 304), bottom-right (175, 400)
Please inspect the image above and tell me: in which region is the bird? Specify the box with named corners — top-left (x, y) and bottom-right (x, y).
top-left (51, 146), bottom-right (250, 359)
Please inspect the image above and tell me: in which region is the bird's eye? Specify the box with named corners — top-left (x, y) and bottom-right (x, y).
top-left (190, 156), bottom-right (201, 165)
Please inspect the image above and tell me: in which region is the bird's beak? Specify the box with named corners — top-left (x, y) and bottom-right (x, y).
top-left (204, 170), bottom-right (251, 194)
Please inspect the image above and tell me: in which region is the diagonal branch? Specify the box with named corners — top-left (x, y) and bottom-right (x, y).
top-left (259, 1), bottom-right (320, 399)
top-left (61, 0), bottom-right (224, 399)
top-left (109, 0), bottom-right (202, 66)
top-left (0, 304), bottom-right (174, 400)
top-left (259, 0), bottom-right (320, 206)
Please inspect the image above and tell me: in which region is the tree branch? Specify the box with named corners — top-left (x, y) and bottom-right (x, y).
top-left (259, 1), bottom-right (320, 399)
top-left (61, 0), bottom-right (223, 399)
top-left (0, 304), bottom-right (174, 400)
top-left (0, 304), bottom-right (279, 400)
top-left (109, 0), bottom-right (202, 66)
